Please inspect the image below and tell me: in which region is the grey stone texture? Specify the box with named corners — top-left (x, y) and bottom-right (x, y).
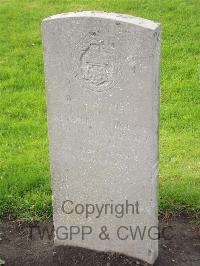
top-left (42, 11), bottom-right (161, 265)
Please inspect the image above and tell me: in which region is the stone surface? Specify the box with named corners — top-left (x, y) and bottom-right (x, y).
top-left (42, 11), bottom-right (161, 265)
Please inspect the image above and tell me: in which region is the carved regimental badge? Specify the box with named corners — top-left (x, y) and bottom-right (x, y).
top-left (73, 31), bottom-right (122, 92)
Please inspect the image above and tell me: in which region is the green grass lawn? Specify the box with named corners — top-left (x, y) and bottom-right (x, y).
top-left (0, 0), bottom-right (199, 220)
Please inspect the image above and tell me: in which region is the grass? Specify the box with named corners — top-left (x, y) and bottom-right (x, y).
top-left (0, 0), bottom-right (199, 221)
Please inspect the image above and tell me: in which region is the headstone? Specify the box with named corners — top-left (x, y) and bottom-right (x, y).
top-left (42, 11), bottom-right (161, 265)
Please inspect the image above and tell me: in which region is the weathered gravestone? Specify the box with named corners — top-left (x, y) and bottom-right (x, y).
top-left (42, 11), bottom-right (161, 265)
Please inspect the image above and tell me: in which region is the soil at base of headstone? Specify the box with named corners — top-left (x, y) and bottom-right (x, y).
top-left (0, 216), bottom-right (199, 266)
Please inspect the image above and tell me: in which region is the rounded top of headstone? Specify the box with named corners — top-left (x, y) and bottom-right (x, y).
top-left (42, 11), bottom-right (160, 31)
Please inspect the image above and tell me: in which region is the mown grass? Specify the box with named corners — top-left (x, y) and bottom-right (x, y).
top-left (0, 0), bottom-right (199, 220)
